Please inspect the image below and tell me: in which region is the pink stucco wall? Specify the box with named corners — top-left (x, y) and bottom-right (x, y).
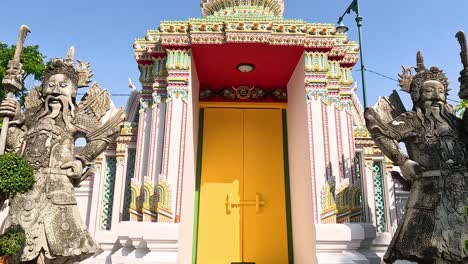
top-left (286, 54), bottom-right (318, 263)
top-left (178, 55), bottom-right (200, 262)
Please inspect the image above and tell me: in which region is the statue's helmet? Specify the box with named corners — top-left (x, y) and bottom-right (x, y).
top-left (42, 47), bottom-right (92, 97)
top-left (399, 51), bottom-right (449, 103)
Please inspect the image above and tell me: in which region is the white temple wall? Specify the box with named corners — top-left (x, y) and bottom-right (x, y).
top-left (134, 109), bottom-right (148, 183)
top-left (355, 147), bottom-right (369, 223)
top-left (75, 177), bottom-right (93, 226)
top-left (327, 104), bottom-right (340, 184)
top-left (178, 55), bottom-right (200, 264)
top-left (89, 154), bottom-right (107, 235)
top-left (286, 55), bottom-right (318, 263)
top-left (151, 104), bottom-right (167, 183)
top-left (340, 110), bottom-right (352, 180)
top-left (385, 166), bottom-right (398, 234)
top-left (166, 99), bottom-right (184, 216)
top-left (147, 106), bottom-right (160, 183)
top-left (365, 158), bottom-right (378, 228)
top-left (141, 107), bottom-right (153, 180)
top-left (111, 147), bottom-right (129, 227)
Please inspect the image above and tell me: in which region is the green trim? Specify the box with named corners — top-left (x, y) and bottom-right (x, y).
top-left (101, 156), bottom-right (117, 230)
top-left (282, 109), bottom-right (294, 264)
top-left (192, 109), bottom-right (205, 264)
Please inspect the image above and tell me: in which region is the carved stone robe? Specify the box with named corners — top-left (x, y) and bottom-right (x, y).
top-left (367, 110), bottom-right (468, 263)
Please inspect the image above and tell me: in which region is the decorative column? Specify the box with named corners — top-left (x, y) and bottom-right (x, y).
top-left (88, 155), bottom-right (105, 235)
top-left (354, 127), bottom-right (374, 224)
top-left (122, 147), bottom-right (137, 221)
top-left (384, 157), bottom-right (398, 233)
top-left (101, 155), bottom-right (117, 230)
top-left (305, 50), bottom-right (330, 223)
top-left (371, 159), bottom-right (387, 233)
top-left (134, 58), bottom-right (154, 183)
top-left (146, 50), bottom-right (168, 184)
top-left (111, 142), bottom-right (129, 227)
top-left (326, 46), bottom-right (344, 187)
top-left (161, 47), bottom-right (191, 223)
top-left (363, 147), bottom-right (377, 226)
top-left (117, 122), bottom-right (139, 222)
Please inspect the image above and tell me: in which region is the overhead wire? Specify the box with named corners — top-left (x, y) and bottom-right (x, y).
top-left (355, 68), bottom-right (461, 104)
top-left (78, 68), bottom-right (463, 104)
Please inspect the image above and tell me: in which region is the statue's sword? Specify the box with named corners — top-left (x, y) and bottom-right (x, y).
top-left (0, 25), bottom-right (31, 154)
top-left (456, 31), bottom-right (468, 99)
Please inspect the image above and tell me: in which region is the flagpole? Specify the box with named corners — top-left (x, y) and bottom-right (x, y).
top-left (337, 0), bottom-right (368, 108)
top-left (336, 0), bottom-right (369, 223)
top-left (355, 0), bottom-right (367, 108)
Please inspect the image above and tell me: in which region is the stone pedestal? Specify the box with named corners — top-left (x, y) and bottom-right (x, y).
top-left (82, 223), bottom-right (179, 264)
top-left (316, 223), bottom-right (391, 264)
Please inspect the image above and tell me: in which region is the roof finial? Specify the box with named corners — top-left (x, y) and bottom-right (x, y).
top-left (128, 78), bottom-right (137, 91)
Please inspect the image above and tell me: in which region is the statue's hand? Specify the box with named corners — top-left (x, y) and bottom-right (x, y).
top-left (399, 159), bottom-right (424, 181)
top-left (0, 98), bottom-right (19, 119)
top-left (61, 160), bottom-right (84, 179)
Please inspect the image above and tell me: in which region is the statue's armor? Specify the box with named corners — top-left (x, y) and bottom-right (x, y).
top-left (23, 116), bottom-right (75, 170)
top-left (367, 110), bottom-right (468, 263)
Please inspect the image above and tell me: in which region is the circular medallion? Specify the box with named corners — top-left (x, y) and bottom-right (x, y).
top-left (23, 199), bottom-right (34, 211)
top-left (233, 86), bottom-right (254, 100)
top-left (61, 222), bottom-right (70, 231)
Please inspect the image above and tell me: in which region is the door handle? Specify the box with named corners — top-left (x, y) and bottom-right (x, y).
top-left (225, 193), bottom-right (265, 214)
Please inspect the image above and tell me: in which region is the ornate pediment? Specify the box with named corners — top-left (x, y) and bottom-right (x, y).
top-left (201, 0), bottom-right (284, 17)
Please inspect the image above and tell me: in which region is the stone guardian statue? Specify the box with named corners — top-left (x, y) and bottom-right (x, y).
top-left (364, 33), bottom-right (468, 263)
top-left (0, 47), bottom-right (125, 263)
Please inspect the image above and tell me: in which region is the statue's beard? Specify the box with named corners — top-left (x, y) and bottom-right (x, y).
top-left (38, 95), bottom-right (75, 128)
top-left (416, 100), bottom-right (453, 136)
top-left (423, 100), bottom-right (445, 123)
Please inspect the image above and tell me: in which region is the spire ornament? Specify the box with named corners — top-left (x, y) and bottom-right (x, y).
top-left (200, 0), bottom-right (285, 17)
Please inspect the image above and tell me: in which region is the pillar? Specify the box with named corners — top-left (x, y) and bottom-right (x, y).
top-left (111, 142), bottom-right (128, 227)
top-left (160, 47), bottom-right (191, 223)
top-left (88, 155), bottom-right (106, 235)
top-left (146, 55), bottom-right (168, 185)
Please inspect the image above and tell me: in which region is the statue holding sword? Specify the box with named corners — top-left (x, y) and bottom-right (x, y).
top-left (0, 26), bottom-right (125, 264)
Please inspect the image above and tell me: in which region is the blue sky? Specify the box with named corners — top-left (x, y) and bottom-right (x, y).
top-left (0, 0), bottom-right (467, 109)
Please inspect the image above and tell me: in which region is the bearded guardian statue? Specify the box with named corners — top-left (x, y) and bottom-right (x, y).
top-left (0, 47), bottom-right (125, 264)
top-left (365, 40), bottom-right (468, 262)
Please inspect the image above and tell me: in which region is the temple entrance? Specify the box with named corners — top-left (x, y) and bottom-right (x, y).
top-left (196, 107), bottom-right (289, 264)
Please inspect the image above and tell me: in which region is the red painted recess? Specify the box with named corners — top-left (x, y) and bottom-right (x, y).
top-left (192, 43), bottom-right (304, 91)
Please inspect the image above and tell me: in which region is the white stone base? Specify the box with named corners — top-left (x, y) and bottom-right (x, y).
top-left (316, 223), bottom-right (392, 264)
top-left (80, 222), bottom-right (391, 264)
top-left (81, 222), bottom-right (179, 264)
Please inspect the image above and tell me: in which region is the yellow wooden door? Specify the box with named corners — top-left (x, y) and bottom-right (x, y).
top-left (242, 109), bottom-right (288, 264)
top-left (197, 108), bottom-right (288, 264)
top-left (197, 108), bottom-right (244, 263)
